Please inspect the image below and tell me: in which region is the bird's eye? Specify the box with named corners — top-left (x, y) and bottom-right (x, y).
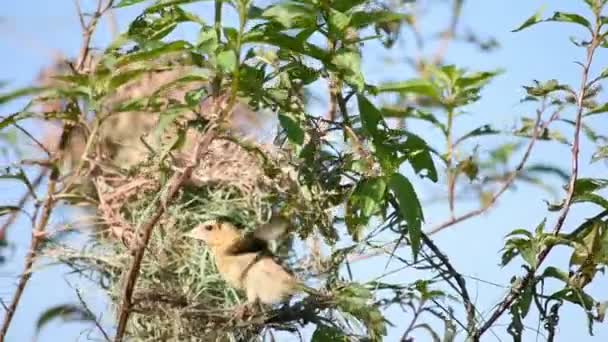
top-left (204, 225), bottom-right (213, 231)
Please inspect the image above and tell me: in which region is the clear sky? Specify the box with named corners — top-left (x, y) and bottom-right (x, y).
top-left (1, 1), bottom-right (607, 341)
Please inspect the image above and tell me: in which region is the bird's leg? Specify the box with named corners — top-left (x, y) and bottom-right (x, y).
top-left (234, 300), bottom-right (258, 320)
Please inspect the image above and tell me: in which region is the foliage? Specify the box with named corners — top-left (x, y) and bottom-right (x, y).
top-left (0, 0), bottom-right (607, 341)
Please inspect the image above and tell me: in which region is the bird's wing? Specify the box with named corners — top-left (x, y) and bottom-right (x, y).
top-left (253, 215), bottom-right (289, 241)
top-left (225, 236), bottom-right (269, 255)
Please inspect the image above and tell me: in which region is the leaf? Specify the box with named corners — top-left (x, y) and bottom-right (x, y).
top-left (115, 40), bottom-right (191, 67)
top-left (35, 304), bottom-right (95, 336)
top-left (346, 177), bottom-right (387, 241)
top-left (278, 113), bottom-right (305, 145)
top-left (357, 94), bottom-right (384, 140)
top-left (331, 50), bottom-right (364, 91)
top-left (550, 287), bottom-right (594, 311)
top-left (329, 8), bottom-right (351, 33)
top-left (592, 145), bottom-right (608, 163)
top-left (114, 0), bottom-right (149, 8)
top-left (311, 325), bottom-right (348, 341)
top-left (542, 266), bottom-right (570, 283)
top-left (377, 79), bottom-right (439, 99)
top-left (350, 11), bottom-right (410, 29)
top-left (585, 103), bottom-right (608, 116)
top-left (402, 133), bottom-right (438, 182)
top-left (0, 206), bottom-right (21, 217)
top-left (262, 2), bottom-right (316, 29)
top-left (389, 173), bottom-right (424, 259)
top-left (244, 28), bottom-right (330, 63)
top-left (573, 178), bottom-right (608, 196)
top-left (217, 50), bottom-right (237, 73)
top-left (512, 8), bottom-right (545, 32)
top-left (548, 12), bottom-right (592, 31)
top-left (0, 86), bottom-right (45, 105)
top-left (456, 125), bottom-right (501, 144)
top-left (335, 284), bottom-right (387, 339)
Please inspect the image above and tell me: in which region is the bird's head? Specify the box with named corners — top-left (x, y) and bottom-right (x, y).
top-left (185, 220), bottom-right (242, 251)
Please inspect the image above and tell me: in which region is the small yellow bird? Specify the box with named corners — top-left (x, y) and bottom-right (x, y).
top-left (185, 217), bottom-right (299, 306)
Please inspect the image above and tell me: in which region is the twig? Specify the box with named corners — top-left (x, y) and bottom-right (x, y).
top-left (113, 125), bottom-right (218, 341)
top-left (349, 106), bottom-right (553, 263)
top-left (74, 288), bottom-right (111, 342)
top-left (427, 106), bottom-right (556, 236)
top-left (421, 233), bottom-right (477, 335)
top-left (0, 161), bottom-right (60, 341)
top-left (473, 14), bottom-right (602, 340)
top-left (75, 0), bottom-right (114, 71)
top-left (0, 1), bottom-right (113, 339)
top-left (0, 170), bottom-right (46, 241)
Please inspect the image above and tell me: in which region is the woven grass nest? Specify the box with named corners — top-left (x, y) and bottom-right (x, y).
top-left (38, 59), bottom-right (337, 341)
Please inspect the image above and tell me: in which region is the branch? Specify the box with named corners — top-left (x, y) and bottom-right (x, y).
top-left (0, 2), bottom-right (113, 339)
top-left (113, 125), bottom-right (217, 341)
top-left (427, 106), bottom-right (558, 236)
top-left (0, 170), bottom-right (46, 241)
top-left (0, 159), bottom-right (60, 340)
top-left (421, 233), bottom-right (477, 335)
top-left (473, 16), bottom-right (602, 339)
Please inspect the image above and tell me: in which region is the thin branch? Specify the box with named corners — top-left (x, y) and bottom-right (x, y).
top-left (421, 233), bottom-right (477, 335)
top-left (428, 106), bottom-right (557, 236)
top-left (0, 1), bottom-right (113, 339)
top-left (0, 161), bottom-right (60, 340)
top-left (74, 288), bottom-right (111, 342)
top-left (474, 15), bottom-right (602, 339)
top-left (0, 170), bottom-right (46, 241)
top-left (113, 125), bottom-right (218, 341)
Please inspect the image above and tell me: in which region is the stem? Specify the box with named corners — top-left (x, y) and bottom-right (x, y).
top-left (113, 126), bottom-right (218, 341)
top-left (446, 108), bottom-right (456, 218)
top-left (212, 0), bottom-right (223, 96)
top-left (474, 14), bottom-right (602, 339)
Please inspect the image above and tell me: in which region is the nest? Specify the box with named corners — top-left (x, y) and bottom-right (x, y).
top-left (36, 57), bottom-right (337, 341)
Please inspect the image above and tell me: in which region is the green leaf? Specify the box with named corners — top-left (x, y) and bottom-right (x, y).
top-left (331, 50), bottom-right (364, 91)
top-left (585, 103), bottom-right (608, 116)
top-left (346, 177), bottom-right (387, 241)
top-left (311, 325), bottom-right (348, 341)
top-left (35, 304), bottom-right (95, 336)
top-left (197, 26), bottom-right (219, 53)
top-left (389, 173), bottom-right (423, 259)
top-left (115, 40), bottom-right (192, 67)
top-left (114, 0), bottom-right (149, 8)
top-left (329, 9), bottom-right (351, 33)
top-left (512, 8), bottom-right (545, 32)
top-left (357, 94), bottom-right (384, 139)
top-left (217, 50), bottom-right (237, 73)
top-left (262, 2), bottom-right (316, 29)
top-left (550, 287), bottom-right (594, 311)
top-left (573, 178), bottom-right (608, 196)
top-left (0, 206), bottom-right (21, 217)
top-left (278, 113), bottom-right (305, 145)
top-left (548, 12), bottom-right (592, 31)
top-left (401, 133), bottom-right (438, 182)
top-left (592, 145), bottom-right (608, 163)
top-left (377, 79), bottom-right (439, 99)
top-left (542, 266), bottom-right (570, 283)
top-left (350, 11), bottom-right (410, 29)
top-left (146, 0), bottom-right (210, 12)
top-left (456, 125), bottom-right (501, 144)
top-left (0, 86), bottom-right (45, 105)
top-left (244, 29), bottom-right (330, 63)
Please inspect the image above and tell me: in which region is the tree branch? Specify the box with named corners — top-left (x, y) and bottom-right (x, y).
top-left (473, 16), bottom-right (602, 339)
top-left (113, 125), bottom-right (217, 341)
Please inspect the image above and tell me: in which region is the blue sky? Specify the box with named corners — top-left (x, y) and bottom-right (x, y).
top-left (1, 1), bottom-right (607, 341)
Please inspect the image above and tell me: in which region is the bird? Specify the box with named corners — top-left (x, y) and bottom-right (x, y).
top-left (185, 216), bottom-right (301, 308)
